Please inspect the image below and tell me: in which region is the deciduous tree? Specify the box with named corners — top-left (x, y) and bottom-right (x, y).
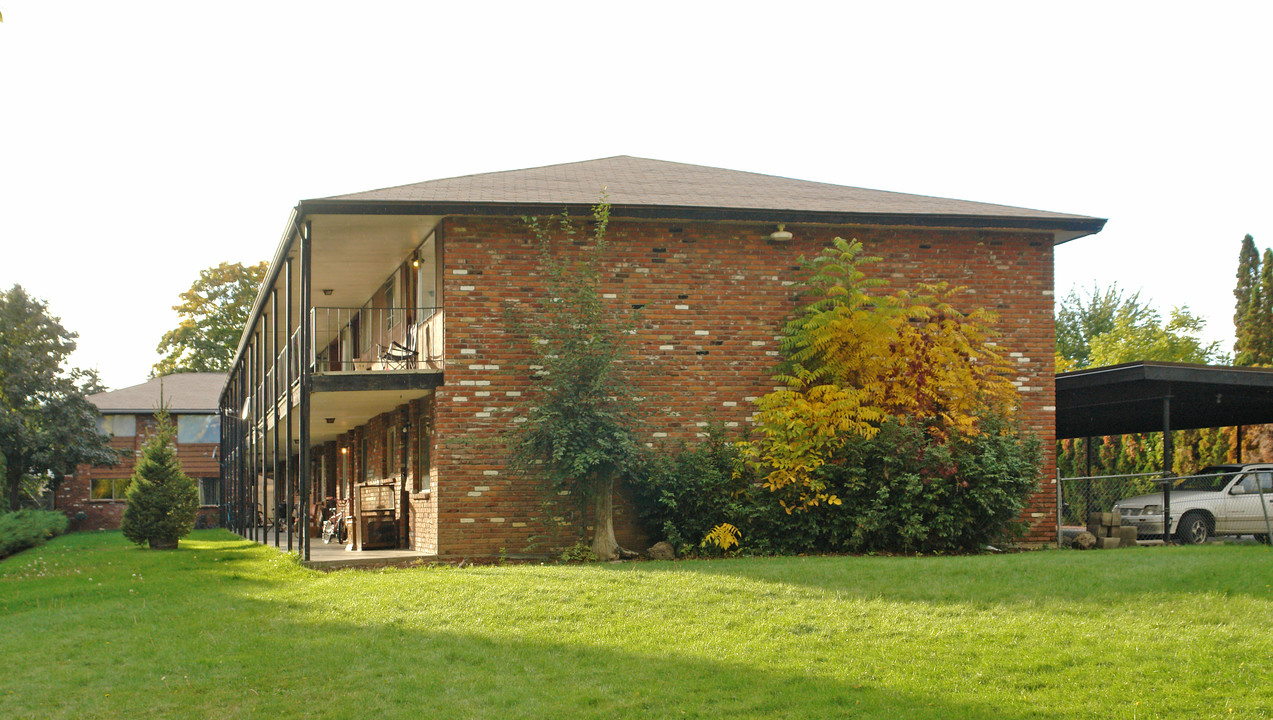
top-left (505, 201), bottom-right (644, 560)
top-left (747, 238), bottom-right (1020, 511)
top-left (0, 285), bottom-right (117, 511)
top-left (1055, 283), bottom-right (1230, 479)
top-left (153, 261), bottom-right (268, 376)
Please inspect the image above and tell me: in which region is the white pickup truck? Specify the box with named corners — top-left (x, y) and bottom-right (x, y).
top-left (1113, 464), bottom-right (1273, 544)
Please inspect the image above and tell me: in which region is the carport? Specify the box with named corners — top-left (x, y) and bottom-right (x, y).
top-left (1057, 361), bottom-right (1273, 476)
top-left (1054, 363), bottom-right (1273, 544)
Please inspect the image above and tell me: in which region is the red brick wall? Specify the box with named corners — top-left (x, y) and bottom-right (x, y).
top-left (428, 216), bottom-right (1058, 556)
top-left (56, 414), bottom-right (223, 531)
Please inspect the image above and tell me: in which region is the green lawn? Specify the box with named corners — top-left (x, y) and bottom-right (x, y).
top-left (1, 531), bottom-right (1270, 719)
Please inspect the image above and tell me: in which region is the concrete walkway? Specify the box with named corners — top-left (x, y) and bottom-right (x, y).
top-left (247, 529), bottom-right (435, 569)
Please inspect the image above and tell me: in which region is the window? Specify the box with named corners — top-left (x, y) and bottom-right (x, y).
top-left (198, 478), bottom-right (220, 506)
top-left (385, 277), bottom-right (397, 328)
top-left (91, 477), bottom-right (131, 501)
top-left (1237, 471), bottom-right (1273, 494)
top-left (97, 415), bottom-right (135, 437)
top-left (177, 414), bottom-right (220, 444)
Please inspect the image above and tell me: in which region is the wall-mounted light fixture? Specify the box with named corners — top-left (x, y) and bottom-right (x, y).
top-left (412, 256), bottom-right (420, 268)
top-left (322, 289), bottom-right (334, 296)
top-left (769, 224), bottom-right (793, 242)
top-left (340, 447), bottom-right (348, 455)
top-left (325, 417), bottom-right (335, 424)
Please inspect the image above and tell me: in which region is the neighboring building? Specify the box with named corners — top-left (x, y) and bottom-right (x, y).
top-left (57, 373), bottom-right (225, 530)
top-left (220, 156), bottom-right (1106, 557)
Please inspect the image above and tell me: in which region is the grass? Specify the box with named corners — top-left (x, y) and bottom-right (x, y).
top-left (1, 532), bottom-right (1271, 719)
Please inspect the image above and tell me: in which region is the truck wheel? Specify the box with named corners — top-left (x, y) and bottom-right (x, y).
top-left (1175, 512), bottom-right (1210, 545)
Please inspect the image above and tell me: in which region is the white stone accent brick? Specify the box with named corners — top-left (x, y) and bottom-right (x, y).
top-left (460, 518), bottom-right (475, 524)
top-left (483, 470), bottom-right (499, 476)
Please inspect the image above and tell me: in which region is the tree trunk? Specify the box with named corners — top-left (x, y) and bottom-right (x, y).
top-left (5, 460), bottom-right (24, 513)
top-left (591, 474), bottom-right (619, 560)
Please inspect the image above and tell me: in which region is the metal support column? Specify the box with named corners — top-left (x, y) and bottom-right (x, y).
top-left (285, 257), bottom-right (294, 554)
top-left (254, 332), bottom-right (264, 543)
top-left (299, 221), bottom-right (312, 562)
top-left (1161, 394), bottom-right (1173, 544)
top-left (271, 289), bottom-right (280, 548)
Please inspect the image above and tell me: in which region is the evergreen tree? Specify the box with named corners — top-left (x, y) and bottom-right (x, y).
top-left (1255, 248), bottom-right (1273, 365)
top-left (1234, 234), bottom-right (1260, 363)
top-left (120, 408), bottom-right (198, 549)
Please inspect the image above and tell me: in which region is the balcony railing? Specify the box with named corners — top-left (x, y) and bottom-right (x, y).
top-left (311, 306), bottom-right (443, 372)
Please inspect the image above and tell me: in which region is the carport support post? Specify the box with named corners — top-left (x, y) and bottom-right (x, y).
top-left (1162, 394), bottom-right (1173, 544)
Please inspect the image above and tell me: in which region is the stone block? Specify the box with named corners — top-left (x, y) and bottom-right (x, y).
top-left (1118, 525), bottom-right (1139, 546)
top-left (1097, 535), bottom-right (1121, 550)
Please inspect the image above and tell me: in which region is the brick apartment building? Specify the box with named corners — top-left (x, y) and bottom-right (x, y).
top-left (57, 373), bottom-right (224, 530)
top-left (219, 156), bottom-right (1106, 557)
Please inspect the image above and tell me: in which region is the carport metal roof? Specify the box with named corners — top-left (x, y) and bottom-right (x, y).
top-left (1056, 361), bottom-right (1273, 439)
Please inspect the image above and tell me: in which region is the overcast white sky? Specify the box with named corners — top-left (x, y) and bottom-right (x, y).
top-left (2, 2), bottom-right (1270, 390)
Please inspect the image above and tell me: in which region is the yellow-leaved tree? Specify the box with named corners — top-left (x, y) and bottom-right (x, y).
top-left (746, 238), bottom-right (1018, 511)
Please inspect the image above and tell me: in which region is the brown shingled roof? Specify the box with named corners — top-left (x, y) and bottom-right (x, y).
top-left (313, 155), bottom-right (1102, 231)
top-left (90, 373), bottom-right (226, 414)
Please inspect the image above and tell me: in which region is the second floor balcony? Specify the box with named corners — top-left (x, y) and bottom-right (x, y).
top-left (312, 306), bottom-right (444, 373)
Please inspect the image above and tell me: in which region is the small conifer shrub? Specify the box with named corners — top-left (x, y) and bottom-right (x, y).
top-left (120, 409), bottom-right (198, 549)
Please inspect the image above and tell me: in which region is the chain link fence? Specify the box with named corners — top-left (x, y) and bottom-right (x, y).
top-left (1059, 467), bottom-right (1273, 545)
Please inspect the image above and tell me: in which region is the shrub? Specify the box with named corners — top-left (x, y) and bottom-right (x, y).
top-left (630, 430), bottom-right (754, 554)
top-left (832, 414), bottom-right (1041, 553)
top-left (634, 414), bottom-right (1040, 556)
top-left (0, 509), bottom-right (69, 559)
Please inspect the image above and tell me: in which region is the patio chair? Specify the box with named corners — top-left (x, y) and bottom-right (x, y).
top-left (377, 321), bottom-right (418, 369)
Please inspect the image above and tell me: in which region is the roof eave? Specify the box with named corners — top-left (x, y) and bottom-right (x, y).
top-left (297, 198), bottom-right (1107, 240)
